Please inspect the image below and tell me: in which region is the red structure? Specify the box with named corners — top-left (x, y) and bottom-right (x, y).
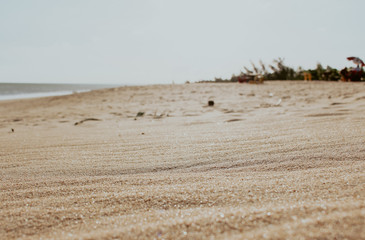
top-left (340, 57), bottom-right (364, 81)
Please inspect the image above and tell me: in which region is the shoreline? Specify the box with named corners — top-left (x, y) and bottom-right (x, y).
top-left (0, 82), bottom-right (121, 101)
top-left (0, 89), bottom-right (91, 101)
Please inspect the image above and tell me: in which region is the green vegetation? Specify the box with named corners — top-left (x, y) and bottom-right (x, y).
top-left (201, 58), bottom-right (365, 82)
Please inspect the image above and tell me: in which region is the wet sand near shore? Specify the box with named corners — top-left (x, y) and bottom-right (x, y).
top-left (0, 81), bottom-right (364, 239)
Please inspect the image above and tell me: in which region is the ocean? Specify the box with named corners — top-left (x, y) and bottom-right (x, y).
top-left (0, 83), bottom-right (119, 101)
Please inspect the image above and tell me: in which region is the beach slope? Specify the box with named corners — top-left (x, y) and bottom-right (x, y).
top-left (0, 81), bottom-right (364, 239)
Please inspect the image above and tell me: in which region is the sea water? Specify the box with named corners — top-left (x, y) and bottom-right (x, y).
top-left (0, 83), bottom-right (119, 101)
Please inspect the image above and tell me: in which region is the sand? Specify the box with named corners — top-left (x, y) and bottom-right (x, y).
top-left (0, 81), bottom-right (364, 239)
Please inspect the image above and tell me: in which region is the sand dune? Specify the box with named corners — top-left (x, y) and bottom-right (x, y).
top-left (0, 81), bottom-right (364, 239)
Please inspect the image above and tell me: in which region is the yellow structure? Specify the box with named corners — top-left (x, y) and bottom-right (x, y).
top-left (303, 72), bottom-right (312, 81)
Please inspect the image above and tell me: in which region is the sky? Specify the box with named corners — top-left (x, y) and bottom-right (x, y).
top-left (0, 0), bottom-right (364, 85)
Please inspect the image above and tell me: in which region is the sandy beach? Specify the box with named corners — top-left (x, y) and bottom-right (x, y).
top-left (0, 81), bottom-right (364, 239)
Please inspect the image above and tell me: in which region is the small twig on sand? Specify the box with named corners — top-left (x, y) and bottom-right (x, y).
top-left (134, 112), bottom-right (145, 120)
top-left (136, 112), bottom-right (145, 117)
top-left (74, 118), bottom-right (101, 126)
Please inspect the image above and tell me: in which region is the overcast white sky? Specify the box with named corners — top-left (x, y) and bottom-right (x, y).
top-left (0, 0), bottom-right (364, 84)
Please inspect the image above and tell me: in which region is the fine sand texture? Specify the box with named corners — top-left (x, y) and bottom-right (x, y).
top-left (0, 81), bottom-right (364, 239)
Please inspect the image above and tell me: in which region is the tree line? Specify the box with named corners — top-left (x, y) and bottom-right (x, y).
top-left (203, 58), bottom-right (364, 82)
